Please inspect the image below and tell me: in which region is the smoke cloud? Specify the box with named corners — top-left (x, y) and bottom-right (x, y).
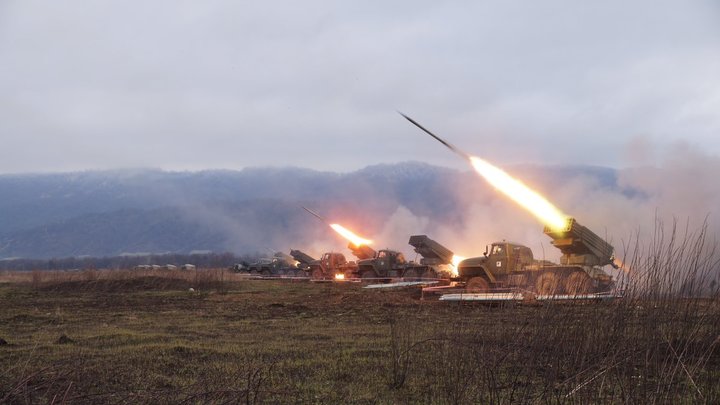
top-left (346, 143), bottom-right (720, 277)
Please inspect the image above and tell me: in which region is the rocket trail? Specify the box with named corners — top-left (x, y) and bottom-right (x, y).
top-left (400, 112), bottom-right (569, 230)
top-left (302, 206), bottom-right (374, 246)
top-left (398, 112), bottom-right (471, 159)
top-left (302, 206), bottom-right (328, 223)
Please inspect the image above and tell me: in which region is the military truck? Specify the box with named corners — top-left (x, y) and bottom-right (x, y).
top-left (354, 235), bottom-right (456, 280)
top-left (355, 249), bottom-right (410, 279)
top-left (457, 218), bottom-right (616, 294)
top-left (245, 252), bottom-right (300, 276)
top-left (307, 252), bottom-right (358, 280)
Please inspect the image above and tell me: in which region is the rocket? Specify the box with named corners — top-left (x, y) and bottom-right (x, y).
top-left (398, 112), bottom-right (471, 159)
top-left (302, 206), bottom-right (328, 224)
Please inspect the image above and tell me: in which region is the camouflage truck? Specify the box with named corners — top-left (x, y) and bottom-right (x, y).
top-left (307, 252), bottom-right (358, 280)
top-left (457, 218), bottom-right (616, 294)
top-left (246, 252), bottom-right (301, 277)
top-left (353, 235), bottom-right (455, 280)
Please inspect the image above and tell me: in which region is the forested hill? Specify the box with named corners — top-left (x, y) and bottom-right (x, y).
top-left (0, 163), bottom-right (617, 259)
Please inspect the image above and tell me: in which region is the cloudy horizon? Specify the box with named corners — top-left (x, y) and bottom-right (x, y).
top-left (2, 1), bottom-right (719, 174)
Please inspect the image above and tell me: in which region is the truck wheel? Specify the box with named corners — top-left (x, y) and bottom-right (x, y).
top-left (311, 269), bottom-right (324, 280)
top-left (536, 272), bottom-right (561, 295)
top-left (261, 269), bottom-right (271, 277)
top-left (403, 269), bottom-right (419, 281)
top-left (360, 270), bottom-right (377, 280)
top-left (565, 271), bottom-right (592, 295)
top-left (250, 269), bottom-right (259, 276)
top-left (343, 270), bottom-right (355, 279)
top-left (466, 277), bottom-right (489, 292)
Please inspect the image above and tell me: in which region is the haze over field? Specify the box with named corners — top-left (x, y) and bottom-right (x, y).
top-left (1, 150), bottom-right (718, 267)
top-left (0, 1), bottom-right (718, 265)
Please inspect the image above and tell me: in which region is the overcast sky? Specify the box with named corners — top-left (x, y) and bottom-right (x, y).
top-left (1, 0), bottom-right (719, 174)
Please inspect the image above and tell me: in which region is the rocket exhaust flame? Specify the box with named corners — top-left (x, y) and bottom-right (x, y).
top-left (449, 254), bottom-right (466, 277)
top-left (302, 206), bottom-right (373, 247)
top-left (401, 113), bottom-right (569, 231)
top-left (469, 157), bottom-right (567, 230)
top-left (451, 255), bottom-right (466, 268)
top-left (330, 224), bottom-right (373, 247)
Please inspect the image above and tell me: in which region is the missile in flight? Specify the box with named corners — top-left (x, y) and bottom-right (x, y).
top-left (398, 112), bottom-right (471, 160)
top-left (302, 206), bottom-right (328, 224)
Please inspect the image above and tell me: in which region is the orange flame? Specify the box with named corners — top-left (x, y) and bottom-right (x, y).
top-left (613, 257), bottom-right (630, 273)
top-left (329, 223), bottom-right (373, 246)
top-left (469, 156), bottom-right (568, 231)
top-left (449, 254), bottom-right (466, 277)
top-left (335, 273), bottom-right (346, 280)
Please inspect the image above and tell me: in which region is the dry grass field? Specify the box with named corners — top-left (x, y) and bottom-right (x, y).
top-left (1, 266), bottom-right (719, 404)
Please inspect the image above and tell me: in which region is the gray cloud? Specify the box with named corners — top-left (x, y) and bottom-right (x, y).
top-left (1, 1), bottom-right (719, 173)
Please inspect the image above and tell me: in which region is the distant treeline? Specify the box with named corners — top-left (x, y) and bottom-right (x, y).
top-left (0, 252), bottom-right (260, 271)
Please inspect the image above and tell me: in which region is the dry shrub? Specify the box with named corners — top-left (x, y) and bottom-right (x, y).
top-left (388, 219), bottom-right (720, 404)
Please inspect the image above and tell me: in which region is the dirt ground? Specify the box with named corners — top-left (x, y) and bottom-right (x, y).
top-left (1, 271), bottom-right (718, 404)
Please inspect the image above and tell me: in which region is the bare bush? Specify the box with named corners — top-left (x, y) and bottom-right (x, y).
top-left (387, 219), bottom-right (720, 403)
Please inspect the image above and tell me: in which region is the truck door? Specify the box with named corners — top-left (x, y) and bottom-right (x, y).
top-left (489, 243), bottom-right (510, 275)
top-left (321, 253), bottom-right (332, 272)
top-left (509, 246), bottom-right (527, 271)
top-left (376, 251), bottom-right (391, 275)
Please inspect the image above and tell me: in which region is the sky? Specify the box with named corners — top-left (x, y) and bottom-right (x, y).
top-left (1, 0), bottom-right (719, 174)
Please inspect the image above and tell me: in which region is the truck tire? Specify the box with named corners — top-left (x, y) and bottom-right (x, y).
top-left (403, 269), bottom-right (419, 281)
top-left (261, 269), bottom-right (271, 277)
top-left (536, 272), bottom-right (561, 295)
top-left (564, 271), bottom-right (592, 295)
top-left (360, 269), bottom-right (377, 280)
top-left (311, 268), bottom-right (324, 280)
top-left (466, 277), bottom-right (489, 292)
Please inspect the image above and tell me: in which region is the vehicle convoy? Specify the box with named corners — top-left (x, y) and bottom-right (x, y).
top-left (457, 218), bottom-right (617, 294)
top-left (354, 235), bottom-right (456, 280)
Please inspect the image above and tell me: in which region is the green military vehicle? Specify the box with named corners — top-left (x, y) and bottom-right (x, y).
top-left (307, 252), bottom-right (358, 280)
top-left (458, 218), bottom-right (616, 294)
top-left (354, 235), bottom-right (456, 280)
top-left (245, 251), bottom-right (301, 277)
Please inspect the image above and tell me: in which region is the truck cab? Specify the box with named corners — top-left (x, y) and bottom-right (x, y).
top-left (309, 252), bottom-right (356, 279)
top-left (319, 252), bottom-right (347, 271)
top-left (357, 249), bottom-right (407, 278)
top-left (456, 241), bottom-right (534, 287)
top-left (485, 242), bottom-right (534, 276)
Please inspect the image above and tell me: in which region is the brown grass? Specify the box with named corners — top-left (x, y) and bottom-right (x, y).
top-left (0, 220), bottom-right (718, 403)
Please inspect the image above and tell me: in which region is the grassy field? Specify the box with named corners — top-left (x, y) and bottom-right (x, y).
top-left (1, 269), bottom-right (719, 404)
